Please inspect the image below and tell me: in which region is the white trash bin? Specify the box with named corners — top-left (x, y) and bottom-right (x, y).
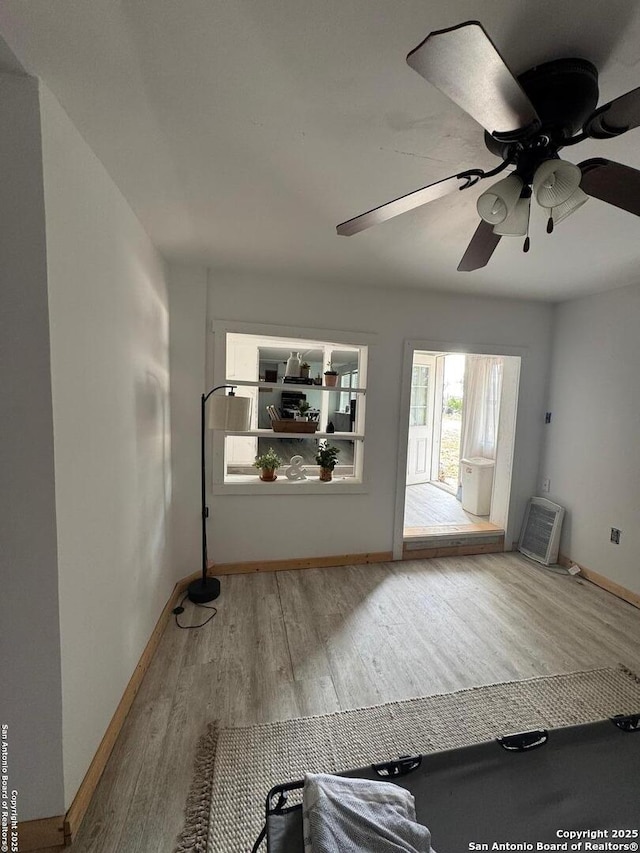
top-left (460, 457), bottom-right (495, 516)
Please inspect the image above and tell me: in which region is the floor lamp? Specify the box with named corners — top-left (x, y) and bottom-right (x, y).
top-left (187, 384), bottom-right (251, 603)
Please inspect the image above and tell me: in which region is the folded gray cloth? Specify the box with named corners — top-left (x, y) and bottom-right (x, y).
top-left (302, 773), bottom-right (434, 853)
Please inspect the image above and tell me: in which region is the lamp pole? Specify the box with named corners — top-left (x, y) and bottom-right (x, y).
top-left (187, 384), bottom-right (237, 604)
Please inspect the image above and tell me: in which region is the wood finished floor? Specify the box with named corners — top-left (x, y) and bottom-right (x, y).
top-left (67, 553), bottom-right (640, 853)
top-left (404, 481), bottom-right (490, 530)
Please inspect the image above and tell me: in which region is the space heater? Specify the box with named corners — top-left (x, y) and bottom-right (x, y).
top-left (518, 497), bottom-right (565, 566)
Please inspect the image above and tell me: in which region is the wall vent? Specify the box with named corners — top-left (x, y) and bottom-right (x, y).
top-left (518, 497), bottom-right (565, 566)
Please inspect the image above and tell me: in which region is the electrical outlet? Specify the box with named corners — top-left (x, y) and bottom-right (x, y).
top-left (542, 478), bottom-right (550, 493)
top-left (610, 528), bottom-right (621, 545)
top-left (545, 412), bottom-right (552, 424)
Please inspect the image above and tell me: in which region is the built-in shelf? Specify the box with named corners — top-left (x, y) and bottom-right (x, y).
top-left (214, 475), bottom-right (368, 495)
top-left (223, 474), bottom-right (359, 485)
top-left (225, 429), bottom-right (364, 441)
top-left (226, 379), bottom-right (367, 394)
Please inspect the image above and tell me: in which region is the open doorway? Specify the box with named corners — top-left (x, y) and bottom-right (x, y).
top-left (402, 349), bottom-right (520, 540)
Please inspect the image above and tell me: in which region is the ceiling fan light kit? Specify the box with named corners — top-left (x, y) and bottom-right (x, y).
top-left (476, 173), bottom-right (523, 224)
top-left (493, 195), bottom-right (531, 237)
top-left (532, 159), bottom-right (582, 207)
top-left (336, 20), bottom-right (640, 271)
top-left (551, 188), bottom-right (590, 225)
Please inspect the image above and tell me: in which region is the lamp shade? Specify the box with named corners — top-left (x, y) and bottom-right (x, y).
top-left (477, 174), bottom-right (523, 225)
top-left (493, 196), bottom-right (531, 236)
top-left (533, 160), bottom-right (581, 208)
top-left (550, 188), bottom-right (589, 224)
top-left (208, 394), bottom-right (251, 430)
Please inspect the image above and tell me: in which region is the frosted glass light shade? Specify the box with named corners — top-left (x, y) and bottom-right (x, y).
top-left (493, 196), bottom-right (531, 236)
top-left (551, 188), bottom-right (589, 224)
top-left (533, 160), bottom-right (581, 207)
top-left (208, 394), bottom-right (251, 430)
top-left (477, 174), bottom-right (523, 224)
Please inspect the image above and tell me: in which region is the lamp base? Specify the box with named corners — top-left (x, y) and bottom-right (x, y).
top-left (187, 575), bottom-right (221, 603)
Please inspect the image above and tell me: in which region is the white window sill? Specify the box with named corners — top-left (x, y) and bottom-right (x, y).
top-left (212, 475), bottom-right (367, 495)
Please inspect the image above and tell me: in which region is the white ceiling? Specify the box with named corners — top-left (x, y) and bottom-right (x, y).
top-left (2, 0), bottom-right (640, 301)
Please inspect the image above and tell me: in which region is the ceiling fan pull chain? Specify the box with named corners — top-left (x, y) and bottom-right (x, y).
top-left (546, 212), bottom-right (555, 234)
top-left (523, 210), bottom-right (531, 253)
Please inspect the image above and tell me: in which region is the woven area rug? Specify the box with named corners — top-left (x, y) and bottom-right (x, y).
top-left (175, 665), bottom-right (640, 853)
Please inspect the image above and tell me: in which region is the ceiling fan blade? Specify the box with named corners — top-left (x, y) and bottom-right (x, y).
top-left (457, 220), bottom-right (501, 271)
top-left (406, 21), bottom-right (540, 140)
top-left (583, 86), bottom-right (640, 139)
top-left (579, 158), bottom-right (640, 216)
top-left (336, 172), bottom-right (476, 236)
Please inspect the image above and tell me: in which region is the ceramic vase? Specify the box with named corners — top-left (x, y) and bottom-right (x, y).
top-left (285, 351), bottom-right (301, 377)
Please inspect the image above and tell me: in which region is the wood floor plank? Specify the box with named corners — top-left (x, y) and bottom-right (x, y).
top-left (404, 482), bottom-right (489, 529)
top-left (315, 610), bottom-right (384, 710)
top-left (292, 676), bottom-right (341, 717)
top-left (66, 553), bottom-right (640, 852)
top-left (276, 570), bottom-right (334, 681)
top-left (126, 662), bottom-right (213, 852)
top-left (485, 555), bottom-right (639, 667)
top-left (111, 694), bottom-right (176, 853)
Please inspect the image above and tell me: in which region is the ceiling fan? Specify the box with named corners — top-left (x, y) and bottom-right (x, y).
top-left (335, 21), bottom-right (640, 271)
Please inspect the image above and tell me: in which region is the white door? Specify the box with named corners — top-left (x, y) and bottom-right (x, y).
top-left (406, 353), bottom-right (435, 485)
top-left (430, 354), bottom-right (446, 484)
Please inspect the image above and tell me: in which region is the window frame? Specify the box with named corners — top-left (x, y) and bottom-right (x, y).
top-left (209, 320), bottom-right (374, 495)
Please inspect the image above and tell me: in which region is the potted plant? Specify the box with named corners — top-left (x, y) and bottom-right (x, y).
top-left (254, 447), bottom-right (283, 481)
top-left (324, 364), bottom-right (339, 387)
top-left (315, 441), bottom-right (340, 482)
top-left (296, 400), bottom-right (311, 421)
top-left (300, 361), bottom-right (311, 379)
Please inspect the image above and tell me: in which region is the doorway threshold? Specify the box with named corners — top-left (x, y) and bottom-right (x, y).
top-left (404, 521), bottom-right (500, 538)
top-left (402, 525), bottom-right (505, 560)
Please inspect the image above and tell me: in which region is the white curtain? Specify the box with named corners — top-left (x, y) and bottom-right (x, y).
top-left (458, 356), bottom-right (503, 491)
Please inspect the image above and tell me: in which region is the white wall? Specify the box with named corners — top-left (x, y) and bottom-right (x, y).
top-left (0, 72), bottom-right (65, 822)
top-left (40, 84), bottom-right (174, 809)
top-left (168, 263), bottom-right (208, 579)
top-left (166, 268), bottom-right (553, 564)
top-left (539, 283), bottom-right (640, 596)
